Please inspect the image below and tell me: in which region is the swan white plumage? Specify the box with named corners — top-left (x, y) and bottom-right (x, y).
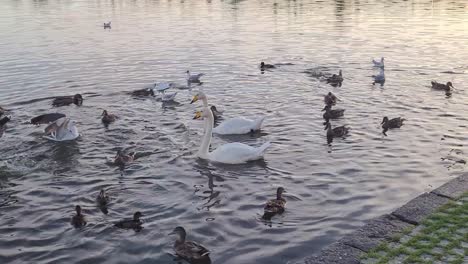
top-left (190, 91), bottom-right (266, 135)
top-left (193, 107), bottom-right (271, 164)
top-left (373, 68), bottom-right (385, 84)
top-left (186, 71), bottom-right (204, 83)
top-left (372, 57), bottom-right (384, 68)
top-left (43, 117), bottom-right (79, 141)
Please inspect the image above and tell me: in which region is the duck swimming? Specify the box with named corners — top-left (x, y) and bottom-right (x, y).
top-left (324, 92), bottom-right (338, 107)
top-left (101, 110), bottom-right (117, 124)
top-left (0, 116), bottom-right (11, 138)
top-left (193, 108), bottom-right (270, 164)
top-left (0, 106), bottom-right (4, 118)
top-left (170, 226), bottom-right (211, 264)
top-left (431, 81), bottom-right (453, 92)
top-left (31, 113), bottom-right (66, 125)
top-left (262, 187), bottom-right (286, 220)
top-left (186, 71), bottom-right (204, 84)
top-left (210, 105), bottom-right (222, 121)
top-left (113, 150), bottom-right (135, 166)
top-left (43, 117), bottom-right (79, 141)
top-left (325, 122), bottom-right (349, 142)
top-left (381, 116), bottom-right (405, 135)
top-left (372, 57), bottom-right (385, 68)
top-left (103, 21), bottom-right (111, 29)
top-left (96, 189), bottom-right (109, 206)
top-left (260, 61), bottom-right (276, 70)
top-left (131, 88), bottom-right (155, 97)
top-left (322, 105), bottom-right (345, 123)
top-left (114, 212), bottom-right (143, 231)
top-left (373, 68), bottom-right (385, 85)
top-left (326, 70), bottom-right (343, 84)
top-left (52, 94), bottom-right (83, 107)
top-left (71, 205), bottom-right (86, 228)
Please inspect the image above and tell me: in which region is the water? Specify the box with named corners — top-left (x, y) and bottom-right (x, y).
top-left (0, 0), bottom-right (467, 263)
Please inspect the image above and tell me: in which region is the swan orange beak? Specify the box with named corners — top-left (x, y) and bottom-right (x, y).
top-left (193, 111), bottom-right (202, 120)
top-left (190, 94), bottom-right (199, 104)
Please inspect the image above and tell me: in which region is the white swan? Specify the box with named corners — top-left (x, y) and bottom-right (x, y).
top-left (186, 71), bottom-right (204, 83)
top-left (193, 107), bottom-right (271, 164)
top-left (373, 68), bottom-right (385, 84)
top-left (43, 117), bottom-right (79, 141)
top-left (372, 57), bottom-right (384, 68)
top-left (190, 91), bottom-right (266, 135)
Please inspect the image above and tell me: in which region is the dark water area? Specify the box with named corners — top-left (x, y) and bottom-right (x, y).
top-left (0, 0), bottom-right (467, 263)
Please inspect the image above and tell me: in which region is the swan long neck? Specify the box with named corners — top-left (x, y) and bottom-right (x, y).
top-left (201, 97), bottom-right (208, 107)
top-left (198, 107), bottom-right (214, 158)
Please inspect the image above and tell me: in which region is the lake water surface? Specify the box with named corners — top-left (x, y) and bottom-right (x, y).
top-left (0, 0), bottom-right (467, 263)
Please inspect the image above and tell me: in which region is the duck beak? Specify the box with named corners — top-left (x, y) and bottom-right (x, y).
top-left (321, 106), bottom-right (326, 111)
top-left (190, 95), bottom-right (199, 104)
top-left (193, 111), bottom-right (202, 120)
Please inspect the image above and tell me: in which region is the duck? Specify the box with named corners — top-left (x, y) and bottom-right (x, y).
top-left (113, 150), bottom-right (135, 166)
top-left (372, 57), bottom-right (385, 68)
top-left (103, 21), bottom-right (111, 28)
top-left (114, 212), bottom-right (143, 230)
top-left (31, 113), bottom-right (66, 125)
top-left (373, 68), bottom-right (385, 85)
top-left (0, 116), bottom-right (11, 138)
top-left (101, 110), bottom-right (117, 124)
top-left (431, 81), bottom-right (453, 91)
top-left (193, 107), bottom-right (271, 164)
top-left (210, 105), bottom-right (222, 121)
top-left (262, 187), bottom-right (286, 220)
top-left (326, 70), bottom-right (343, 84)
top-left (52, 94), bottom-right (83, 107)
top-left (131, 88), bottom-right (155, 97)
top-left (0, 106), bottom-right (4, 118)
top-left (381, 116), bottom-right (405, 135)
top-left (322, 105), bottom-right (345, 123)
top-left (325, 122), bottom-right (349, 140)
top-left (170, 226), bottom-right (211, 264)
top-left (71, 205), bottom-right (87, 228)
top-left (191, 92), bottom-right (265, 134)
top-left (186, 71), bottom-right (204, 84)
top-left (260, 61), bottom-right (276, 70)
top-left (96, 189), bottom-right (109, 206)
top-left (324, 92), bottom-right (338, 107)
top-left (43, 117), bottom-right (79, 141)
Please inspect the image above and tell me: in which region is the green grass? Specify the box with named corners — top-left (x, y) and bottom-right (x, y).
top-left (361, 192), bottom-right (468, 263)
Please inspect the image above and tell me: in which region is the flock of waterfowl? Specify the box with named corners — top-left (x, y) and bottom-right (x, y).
top-left (0, 55), bottom-right (457, 263)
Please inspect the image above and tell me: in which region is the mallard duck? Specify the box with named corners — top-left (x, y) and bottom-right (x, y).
top-left (31, 113), bottom-right (66, 125)
top-left (43, 117), bottom-right (79, 141)
top-left (372, 57), bottom-right (385, 68)
top-left (114, 150), bottom-right (135, 166)
top-left (52, 94), bottom-right (83, 107)
top-left (103, 21), bottom-right (111, 29)
top-left (186, 71), bottom-right (204, 83)
top-left (114, 212), bottom-right (143, 230)
top-left (210, 105), bottom-right (222, 121)
top-left (322, 105), bottom-right (345, 122)
top-left (326, 70), bottom-right (343, 84)
top-left (96, 189), bottom-right (109, 206)
top-left (431, 81), bottom-right (453, 91)
top-left (71, 205), bottom-right (87, 228)
top-left (373, 68), bottom-right (385, 85)
top-left (262, 187), bottom-right (286, 220)
top-left (131, 88), bottom-right (155, 97)
top-left (170, 226), bottom-right (211, 264)
top-left (324, 92), bottom-right (338, 107)
top-left (101, 110), bottom-right (117, 124)
top-left (0, 116), bottom-right (11, 138)
top-left (381, 116), bottom-right (405, 135)
top-left (325, 122), bottom-right (349, 139)
top-left (260, 61), bottom-right (276, 70)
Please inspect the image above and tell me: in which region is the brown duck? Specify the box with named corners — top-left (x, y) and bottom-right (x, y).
top-left (262, 187), bottom-right (286, 220)
top-left (52, 94), bottom-right (83, 107)
top-left (101, 110), bottom-right (117, 124)
top-left (71, 205), bottom-right (87, 228)
top-left (170, 226), bottom-right (211, 264)
top-left (431, 81), bottom-right (453, 91)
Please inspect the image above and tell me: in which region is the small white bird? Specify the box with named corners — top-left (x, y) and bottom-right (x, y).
top-left (186, 71), bottom-right (204, 83)
top-left (373, 68), bottom-right (385, 84)
top-left (43, 117), bottom-right (79, 141)
top-left (372, 57), bottom-right (385, 68)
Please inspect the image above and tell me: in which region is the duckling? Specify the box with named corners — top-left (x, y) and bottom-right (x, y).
top-left (325, 122), bottom-right (349, 140)
top-left (186, 71), bottom-right (204, 84)
top-left (131, 88), bottom-right (155, 97)
top-left (322, 104), bottom-right (345, 123)
top-left (114, 212), bottom-right (143, 230)
top-left (170, 226), bottom-right (211, 264)
top-left (31, 113), bottom-right (66, 125)
top-left (431, 81), bottom-right (453, 91)
top-left (324, 92), bottom-right (338, 107)
top-left (103, 21), bottom-right (111, 29)
top-left (96, 189), bottom-right (109, 206)
top-left (101, 110), bottom-right (117, 124)
top-left (260, 61), bottom-right (276, 70)
top-left (71, 205), bottom-right (87, 228)
top-left (52, 94), bottom-right (83, 107)
top-left (113, 150), bottom-right (135, 166)
top-left (326, 70), bottom-right (343, 84)
top-left (262, 187), bottom-right (287, 220)
top-left (210, 105), bottom-right (222, 121)
top-left (0, 116), bottom-right (11, 138)
top-left (381, 116), bottom-right (405, 135)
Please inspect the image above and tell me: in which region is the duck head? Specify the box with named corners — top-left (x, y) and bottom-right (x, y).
top-left (0, 116), bottom-right (11, 126)
top-left (73, 94), bottom-right (83, 105)
top-left (133, 211), bottom-right (143, 221)
top-left (446, 82), bottom-right (454, 90)
top-left (102, 110), bottom-right (109, 117)
top-left (190, 91), bottom-right (206, 104)
top-left (381, 116), bottom-right (389, 124)
top-left (260, 62), bottom-right (265, 67)
top-left (276, 187), bottom-right (286, 199)
top-left (170, 226), bottom-right (187, 242)
top-left (75, 205), bottom-right (82, 215)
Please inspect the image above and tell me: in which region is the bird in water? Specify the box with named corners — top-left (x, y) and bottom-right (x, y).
top-left (0, 106), bottom-right (4, 118)
top-left (325, 122), bottom-right (349, 143)
top-left (210, 105), bottom-right (222, 122)
top-left (52, 94), bottom-right (83, 107)
top-left (260, 61), bottom-right (276, 70)
top-left (101, 110), bottom-right (117, 124)
top-left (372, 57), bottom-right (385, 68)
top-left (324, 92), bottom-right (338, 107)
top-left (96, 189), bottom-right (109, 207)
top-left (43, 117), bottom-right (79, 141)
top-left (373, 68), bottom-right (385, 85)
top-left (131, 88), bottom-right (155, 97)
top-left (322, 104), bottom-right (345, 124)
top-left (170, 226), bottom-right (211, 264)
top-left (0, 116), bottom-right (11, 138)
top-left (113, 150), bottom-right (135, 167)
top-left (381, 116), bottom-right (405, 136)
top-left (326, 70), bottom-right (343, 85)
top-left (186, 71), bottom-right (204, 84)
top-left (103, 21), bottom-right (111, 29)
top-left (431, 81), bottom-right (454, 92)
top-left (114, 212), bottom-right (143, 231)
top-left (71, 205), bottom-right (87, 228)
top-left (262, 187), bottom-right (287, 220)
top-left (31, 113), bottom-right (66, 125)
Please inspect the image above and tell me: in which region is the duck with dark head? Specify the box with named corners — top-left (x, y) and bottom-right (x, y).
top-left (0, 115), bottom-right (11, 138)
top-left (262, 187), bottom-right (287, 220)
top-left (260, 61), bottom-right (276, 70)
top-left (52, 94), bottom-right (83, 107)
top-left (114, 212), bottom-right (143, 231)
top-left (170, 226), bottom-right (211, 264)
top-left (71, 205), bottom-right (87, 228)
top-left (381, 116), bottom-right (405, 136)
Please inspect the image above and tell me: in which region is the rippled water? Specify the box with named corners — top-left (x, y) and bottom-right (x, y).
top-left (0, 0), bottom-right (467, 263)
